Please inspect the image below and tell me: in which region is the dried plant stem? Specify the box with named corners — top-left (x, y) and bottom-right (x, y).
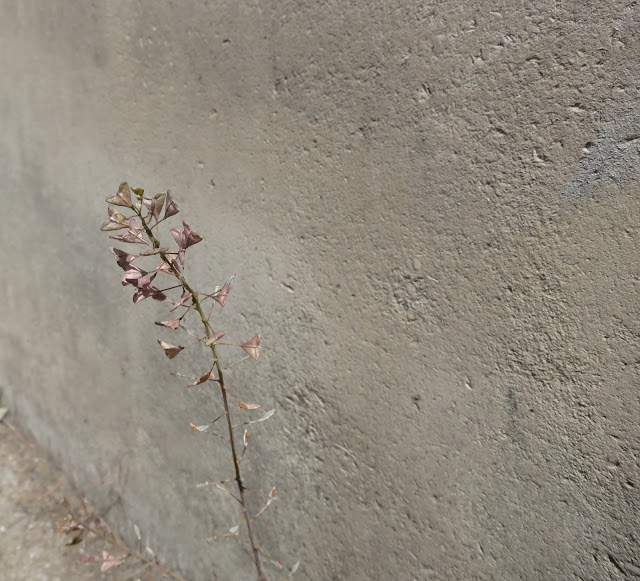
top-left (65, 507), bottom-right (187, 581)
top-left (215, 352), bottom-right (265, 580)
top-left (137, 209), bottom-right (266, 581)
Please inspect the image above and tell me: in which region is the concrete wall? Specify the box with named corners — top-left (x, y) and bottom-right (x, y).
top-left (1, 1), bottom-right (638, 579)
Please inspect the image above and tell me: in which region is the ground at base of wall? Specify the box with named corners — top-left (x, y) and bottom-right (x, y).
top-left (0, 417), bottom-right (164, 581)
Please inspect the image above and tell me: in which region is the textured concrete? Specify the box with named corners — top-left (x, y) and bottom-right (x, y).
top-left (1, 1), bottom-right (639, 580)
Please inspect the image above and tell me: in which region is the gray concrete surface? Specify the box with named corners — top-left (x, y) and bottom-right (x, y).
top-left (1, 1), bottom-right (639, 580)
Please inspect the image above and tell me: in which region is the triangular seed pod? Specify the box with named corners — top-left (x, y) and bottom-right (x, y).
top-left (157, 340), bottom-right (183, 359)
top-left (241, 334), bottom-right (261, 360)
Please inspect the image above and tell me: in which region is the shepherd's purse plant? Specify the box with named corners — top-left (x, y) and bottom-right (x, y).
top-left (100, 182), bottom-right (298, 580)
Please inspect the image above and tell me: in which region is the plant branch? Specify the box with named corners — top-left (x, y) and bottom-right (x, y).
top-left (135, 206), bottom-right (267, 581)
top-left (67, 509), bottom-right (187, 581)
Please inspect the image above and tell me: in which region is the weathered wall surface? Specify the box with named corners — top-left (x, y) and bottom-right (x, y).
top-left (1, 1), bottom-right (638, 579)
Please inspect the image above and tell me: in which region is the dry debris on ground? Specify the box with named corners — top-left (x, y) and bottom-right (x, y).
top-left (0, 415), bottom-right (163, 581)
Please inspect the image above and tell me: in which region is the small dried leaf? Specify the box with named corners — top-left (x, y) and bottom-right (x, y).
top-left (164, 190), bottom-right (179, 218)
top-left (212, 282), bottom-right (232, 307)
top-left (128, 216), bottom-right (142, 230)
top-left (100, 551), bottom-right (124, 572)
top-left (105, 182), bottom-right (133, 208)
top-left (157, 340), bottom-right (183, 359)
top-left (120, 182), bottom-right (133, 195)
top-left (182, 221), bottom-right (203, 248)
top-left (153, 291), bottom-right (172, 302)
top-left (133, 524), bottom-right (141, 541)
top-left (109, 232), bottom-right (136, 244)
top-left (238, 402), bottom-right (261, 410)
top-left (170, 227), bottom-right (186, 248)
top-left (133, 287), bottom-right (168, 303)
top-left (78, 553), bottom-right (98, 563)
top-left (243, 429), bottom-right (249, 447)
top-left (110, 247), bottom-right (135, 269)
top-left (228, 526), bottom-right (239, 534)
top-left (122, 265), bottom-right (146, 286)
top-left (108, 216), bottom-right (149, 245)
top-left (258, 409), bottom-right (275, 422)
top-left (291, 561), bottom-right (300, 575)
top-left (132, 290), bottom-right (147, 304)
top-left (187, 371), bottom-right (212, 387)
top-left (107, 205), bottom-right (128, 224)
top-left (155, 319), bottom-right (181, 330)
top-left (204, 331), bottom-right (228, 345)
top-left (152, 192), bottom-right (166, 220)
top-left (241, 334), bottom-right (261, 360)
top-left (125, 265), bottom-right (147, 282)
top-left (100, 219), bottom-right (129, 231)
top-left (136, 273), bottom-right (157, 288)
top-left (109, 230), bottom-right (149, 245)
top-left (142, 193), bottom-right (165, 220)
top-left (146, 547), bottom-right (155, 558)
top-left (169, 226), bottom-right (189, 264)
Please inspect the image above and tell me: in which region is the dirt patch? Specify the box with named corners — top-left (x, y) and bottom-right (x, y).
top-left (0, 417), bottom-right (169, 581)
